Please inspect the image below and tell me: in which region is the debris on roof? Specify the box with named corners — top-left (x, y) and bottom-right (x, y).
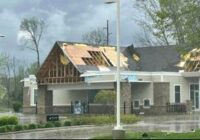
top-left (178, 48), bottom-right (200, 72)
top-left (99, 46), bottom-right (128, 68)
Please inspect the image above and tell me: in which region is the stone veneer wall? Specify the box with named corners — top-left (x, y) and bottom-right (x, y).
top-left (37, 85), bottom-right (53, 114)
top-left (120, 82), bottom-right (132, 114)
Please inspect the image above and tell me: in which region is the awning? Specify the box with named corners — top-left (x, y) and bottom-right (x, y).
top-left (80, 71), bottom-right (138, 83)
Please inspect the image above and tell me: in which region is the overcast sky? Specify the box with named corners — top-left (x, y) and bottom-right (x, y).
top-left (0, 0), bottom-right (145, 64)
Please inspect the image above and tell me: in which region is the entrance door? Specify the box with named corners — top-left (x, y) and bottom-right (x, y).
top-left (190, 84), bottom-right (199, 110)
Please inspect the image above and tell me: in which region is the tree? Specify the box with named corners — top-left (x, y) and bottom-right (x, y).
top-left (94, 90), bottom-right (116, 104)
top-left (82, 27), bottom-right (106, 46)
top-left (134, 0), bottom-right (200, 52)
top-left (20, 17), bottom-right (45, 68)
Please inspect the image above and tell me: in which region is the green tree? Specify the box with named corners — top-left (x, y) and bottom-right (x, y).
top-left (135, 0), bottom-right (200, 52)
top-left (20, 17), bottom-right (45, 68)
top-left (94, 90), bottom-right (116, 104)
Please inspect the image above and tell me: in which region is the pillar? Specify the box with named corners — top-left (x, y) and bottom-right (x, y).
top-left (37, 85), bottom-right (53, 114)
top-left (121, 82), bottom-right (132, 114)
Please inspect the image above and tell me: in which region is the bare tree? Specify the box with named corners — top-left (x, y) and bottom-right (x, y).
top-left (82, 27), bottom-right (106, 46)
top-left (20, 17), bottom-right (45, 68)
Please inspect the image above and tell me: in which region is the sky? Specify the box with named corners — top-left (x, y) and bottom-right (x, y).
top-left (0, 0), bottom-right (145, 64)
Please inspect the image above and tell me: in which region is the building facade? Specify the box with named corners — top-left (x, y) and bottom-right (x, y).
top-left (22, 41), bottom-right (200, 115)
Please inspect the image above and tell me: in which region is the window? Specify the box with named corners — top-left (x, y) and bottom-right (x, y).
top-left (143, 99), bottom-right (150, 108)
top-left (175, 85), bottom-right (181, 103)
top-left (34, 89), bottom-right (38, 105)
top-left (133, 100), bottom-right (140, 109)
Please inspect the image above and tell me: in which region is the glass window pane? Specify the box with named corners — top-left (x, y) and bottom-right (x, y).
top-left (175, 86), bottom-right (180, 92)
top-left (175, 93), bottom-right (180, 103)
top-left (134, 101), bottom-right (139, 108)
top-left (144, 99), bottom-right (150, 107)
top-left (195, 85), bottom-right (199, 90)
top-left (190, 85), bottom-right (194, 90)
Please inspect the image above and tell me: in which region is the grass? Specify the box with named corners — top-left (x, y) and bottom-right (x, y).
top-left (92, 130), bottom-right (200, 139)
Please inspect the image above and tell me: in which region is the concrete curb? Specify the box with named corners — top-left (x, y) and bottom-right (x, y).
top-left (0, 124), bottom-right (113, 136)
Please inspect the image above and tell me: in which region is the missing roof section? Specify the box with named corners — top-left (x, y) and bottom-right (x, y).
top-left (82, 51), bottom-right (112, 66)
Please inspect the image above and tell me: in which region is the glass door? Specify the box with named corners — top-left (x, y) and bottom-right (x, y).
top-left (190, 84), bottom-right (199, 110)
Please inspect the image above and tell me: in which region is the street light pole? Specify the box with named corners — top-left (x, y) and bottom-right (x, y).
top-left (104, 0), bottom-right (122, 130)
top-left (115, 0), bottom-right (121, 130)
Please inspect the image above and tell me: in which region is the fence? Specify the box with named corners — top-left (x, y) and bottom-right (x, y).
top-left (25, 101), bottom-right (189, 115)
top-left (166, 103), bottom-right (187, 113)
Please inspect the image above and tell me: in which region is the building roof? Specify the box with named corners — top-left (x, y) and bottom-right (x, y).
top-left (122, 45), bottom-right (181, 72)
top-left (57, 41), bottom-right (128, 73)
top-left (178, 48), bottom-right (200, 72)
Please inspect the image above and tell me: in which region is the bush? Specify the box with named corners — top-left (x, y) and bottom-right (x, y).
top-left (64, 120), bottom-right (71, 126)
top-left (13, 102), bottom-right (22, 112)
top-left (45, 122), bottom-right (54, 128)
top-left (94, 90), bottom-right (116, 104)
top-left (0, 126), bottom-right (8, 133)
top-left (8, 116), bottom-right (18, 125)
top-left (23, 125), bottom-right (28, 130)
top-left (5, 125), bottom-right (14, 131)
top-left (37, 124), bottom-right (44, 128)
top-left (53, 121), bottom-right (62, 127)
top-left (0, 116), bottom-right (18, 126)
top-left (28, 123), bottom-right (37, 129)
top-left (14, 125), bottom-right (23, 131)
top-left (69, 115), bottom-right (139, 126)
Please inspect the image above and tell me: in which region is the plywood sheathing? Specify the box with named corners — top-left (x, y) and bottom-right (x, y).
top-left (99, 46), bottom-right (128, 68)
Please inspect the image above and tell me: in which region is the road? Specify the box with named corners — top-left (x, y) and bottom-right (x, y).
top-left (1, 114), bottom-right (200, 139)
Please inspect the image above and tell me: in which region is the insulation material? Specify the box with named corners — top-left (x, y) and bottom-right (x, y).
top-left (178, 48), bottom-right (200, 72)
top-left (99, 46), bottom-right (128, 68)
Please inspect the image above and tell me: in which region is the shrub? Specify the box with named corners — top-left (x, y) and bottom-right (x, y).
top-left (45, 122), bottom-right (54, 128)
top-left (69, 115), bottom-right (139, 126)
top-left (0, 116), bottom-right (18, 126)
top-left (37, 124), bottom-right (44, 128)
top-left (14, 125), bottom-right (23, 131)
top-left (23, 125), bottom-right (28, 130)
top-left (13, 102), bottom-right (22, 112)
top-left (7, 116), bottom-right (18, 125)
top-left (94, 90), bottom-right (116, 104)
top-left (5, 125), bottom-right (14, 131)
top-left (53, 121), bottom-right (62, 127)
top-left (0, 126), bottom-right (8, 133)
top-left (28, 123), bottom-right (37, 129)
top-left (64, 120), bottom-right (71, 126)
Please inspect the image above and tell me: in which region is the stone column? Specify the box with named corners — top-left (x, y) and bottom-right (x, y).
top-left (23, 87), bottom-right (31, 113)
top-left (37, 85), bottom-right (47, 114)
top-left (37, 85), bottom-right (52, 114)
top-left (121, 82), bottom-right (132, 114)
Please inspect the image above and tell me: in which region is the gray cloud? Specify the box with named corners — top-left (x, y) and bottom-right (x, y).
top-left (0, 0), bottom-right (144, 64)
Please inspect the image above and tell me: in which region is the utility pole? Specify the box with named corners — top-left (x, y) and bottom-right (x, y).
top-left (104, 20), bottom-right (111, 45)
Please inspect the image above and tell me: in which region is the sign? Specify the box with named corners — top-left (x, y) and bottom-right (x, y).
top-left (46, 114), bottom-right (59, 121)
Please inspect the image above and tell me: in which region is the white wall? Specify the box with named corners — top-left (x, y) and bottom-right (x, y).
top-left (132, 73), bottom-right (198, 105)
top-left (163, 76), bottom-right (190, 103)
top-left (53, 90), bottom-right (88, 106)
